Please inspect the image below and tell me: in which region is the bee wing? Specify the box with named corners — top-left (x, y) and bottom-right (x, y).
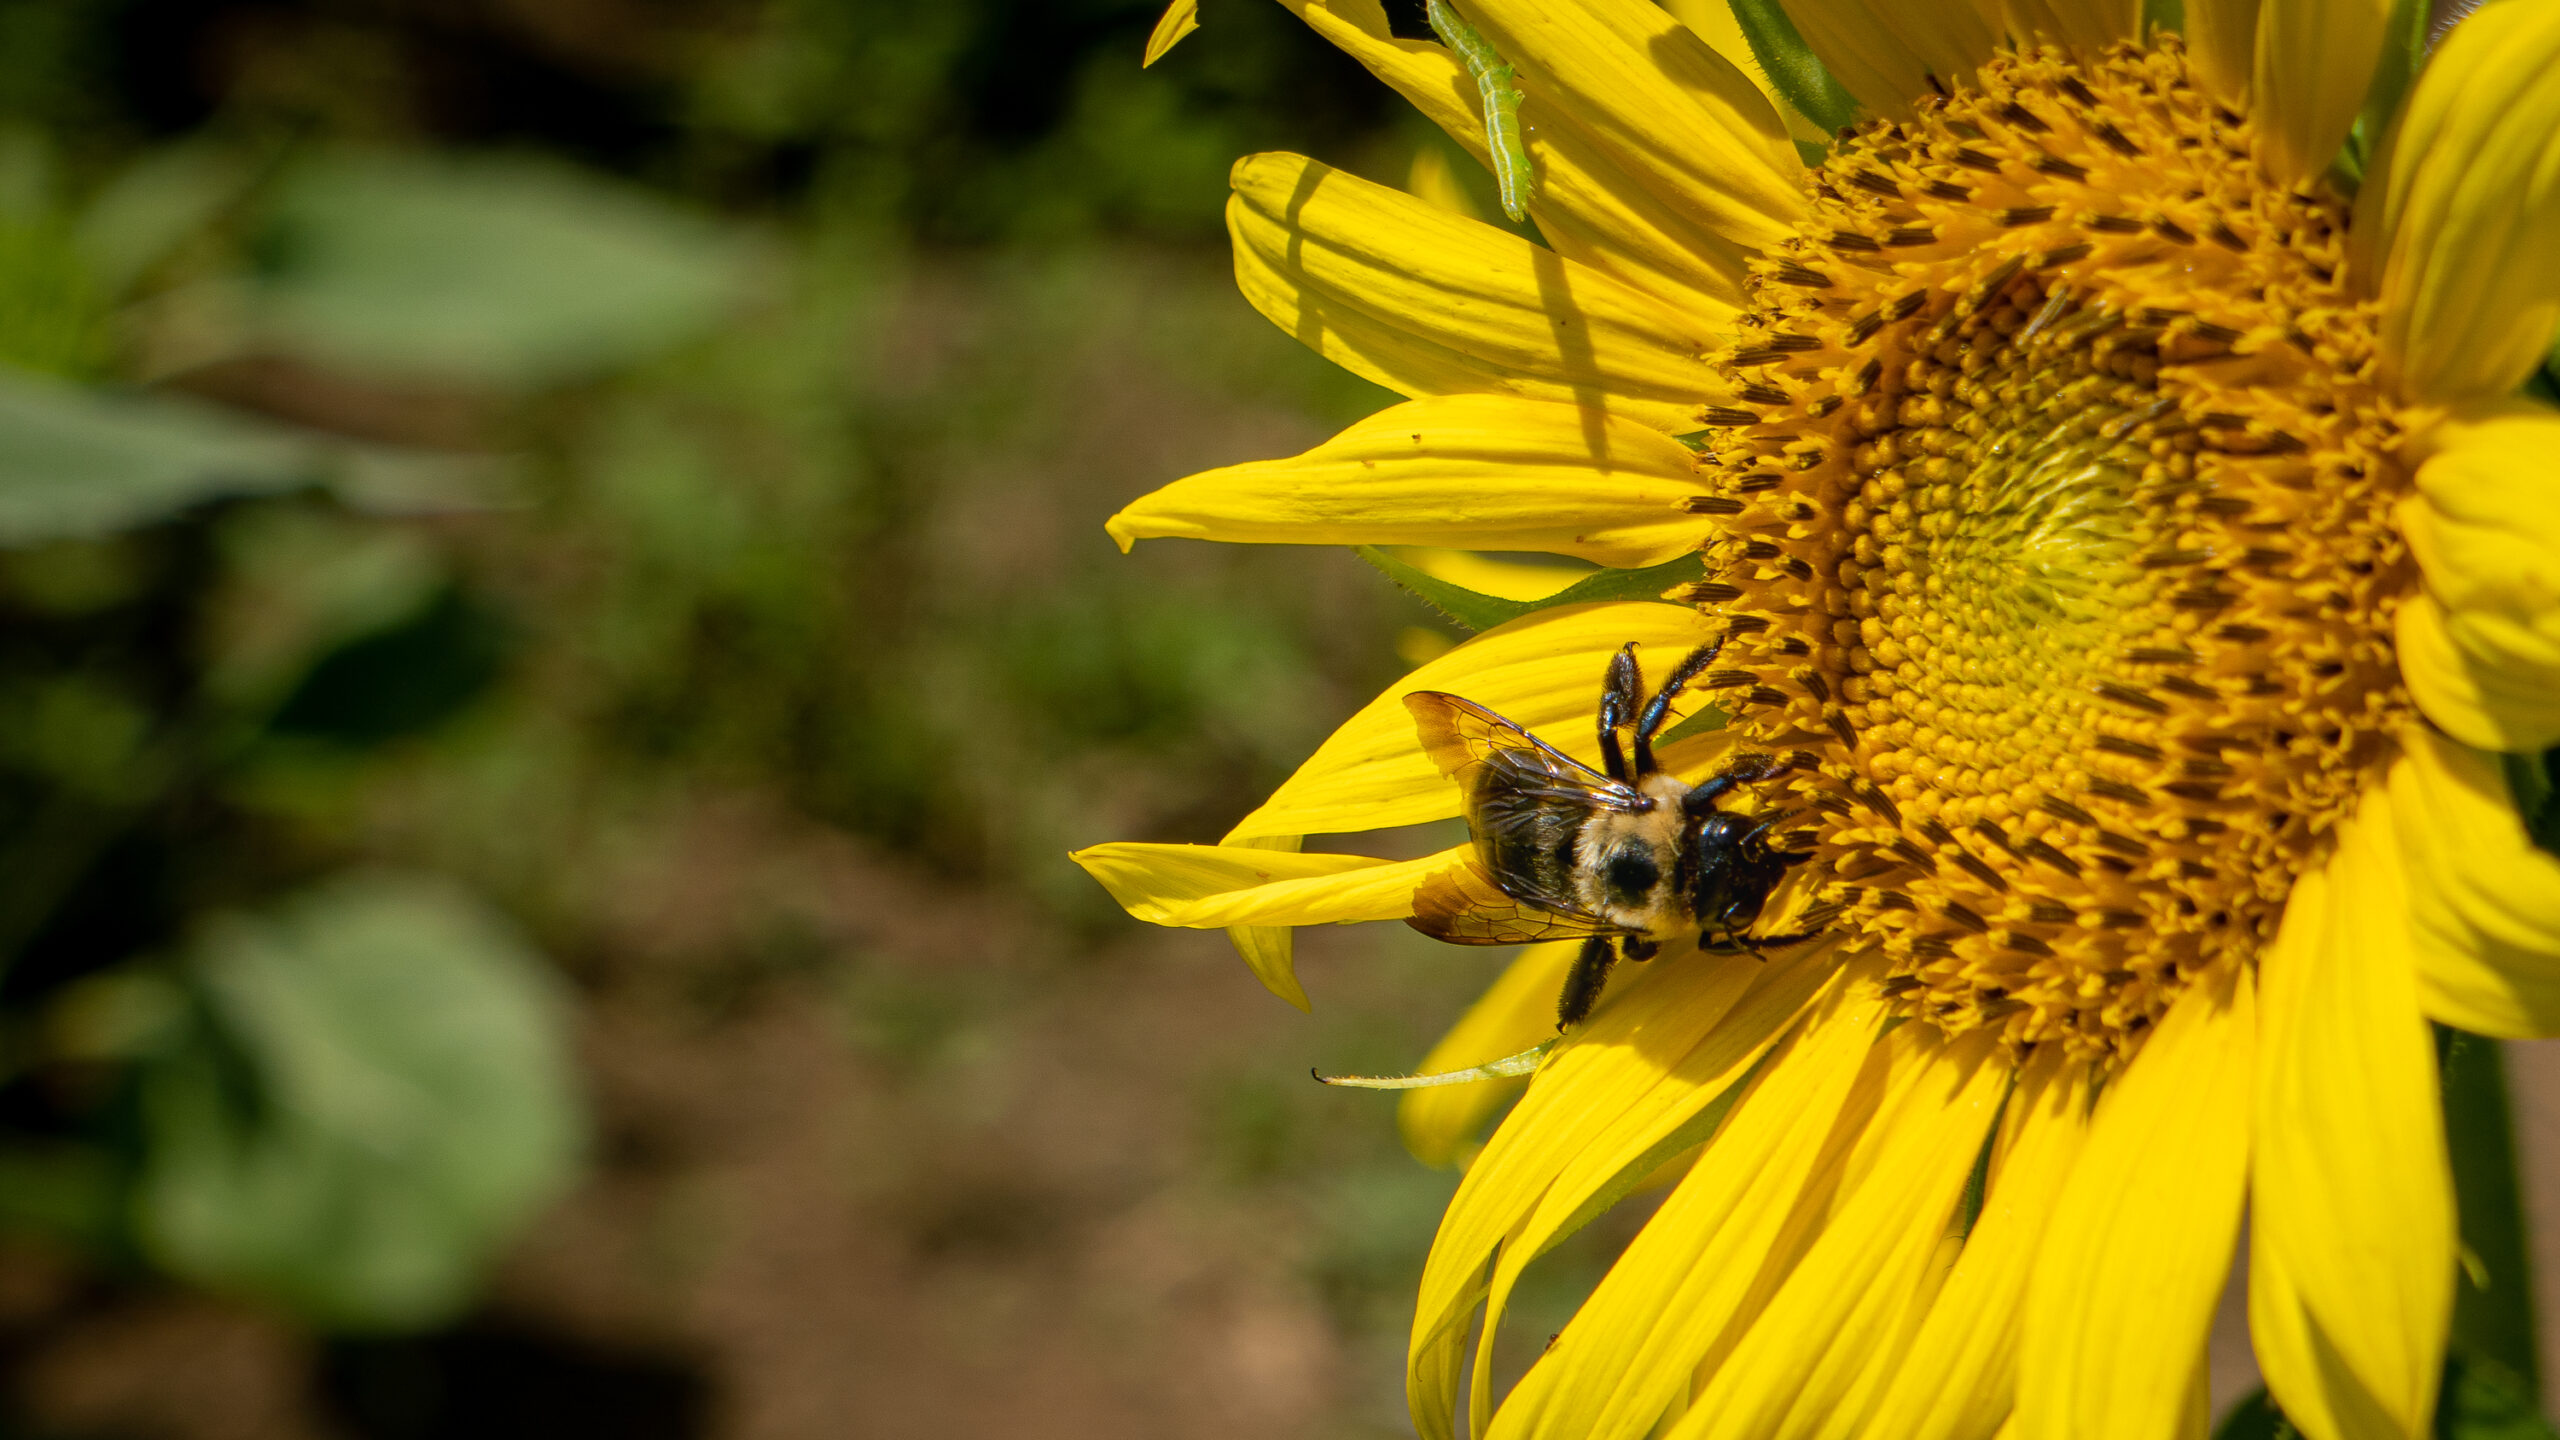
top-left (1406, 691), bottom-right (1632, 800)
top-left (1408, 856), bottom-right (1629, 945)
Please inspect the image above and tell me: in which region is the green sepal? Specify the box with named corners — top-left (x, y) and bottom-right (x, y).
top-left (2441, 1025), bottom-right (2544, 1395)
top-left (1354, 547), bottom-right (1706, 633)
top-left (2524, 335), bottom-right (2560, 406)
top-left (1723, 0), bottom-right (1860, 135)
top-left (1655, 701), bottom-right (1728, 745)
top-left (2333, 0), bottom-right (2431, 191)
top-left (2141, 0), bottom-right (2186, 40)
top-left (2504, 747), bottom-right (2560, 860)
top-left (2217, 1357), bottom-right (2560, 1440)
top-left (2437, 1352), bottom-right (2560, 1440)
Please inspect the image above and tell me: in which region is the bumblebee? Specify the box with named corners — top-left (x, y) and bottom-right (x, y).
top-left (1405, 636), bottom-right (1822, 1029)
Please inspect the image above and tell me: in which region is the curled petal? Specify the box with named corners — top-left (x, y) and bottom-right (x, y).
top-left (2392, 729), bottom-right (2560, 1039)
top-left (2359, 0), bottom-right (2560, 402)
top-left (2396, 402), bottom-right (2560, 751)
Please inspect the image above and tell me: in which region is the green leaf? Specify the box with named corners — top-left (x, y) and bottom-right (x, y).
top-left (73, 143), bottom-right (255, 300)
top-left (2142, 0), bottom-right (2187, 39)
top-left (2440, 1026), bottom-right (2542, 1394)
top-left (0, 368), bottom-right (323, 544)
top-left (1354, 547), bottom-right (1707, 633)
top-left (245, 151), bottom-right (753, 389)
top-left (2438, 1351), bottom-right (2560, 1440)
top-left (2334, 0), bottom-right (2431, 190)
top-left (266, 588), bottom-right (511, 749)
top-left (134, 871), bottom-right (585, 1331)
top-left (2507, 748), bottom-right (2560, 859)
top-left (1724, 0), bottom-right (1860, 135)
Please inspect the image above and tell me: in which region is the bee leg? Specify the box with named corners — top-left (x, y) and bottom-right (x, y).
top-left (1681, 749), bottom-right (1791, 814)
top-left (1556, 934), bottom-right (1619, 1029)
top-left (1598, 644), bottom-right (1644, 782)
top-left (1743, 928), bottom-right (1824, 948)
top-left (1619, 934), bottom-right (1658, 963)
top-left (1630, 636), bottom-right (1726, 775)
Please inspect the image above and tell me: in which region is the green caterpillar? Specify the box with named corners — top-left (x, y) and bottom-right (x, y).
top-left (1425, 0), bottom-right (1534, 221)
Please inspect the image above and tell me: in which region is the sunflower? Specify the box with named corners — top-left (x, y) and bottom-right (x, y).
top-left (1077, 1), bottom-right (2560, 1436)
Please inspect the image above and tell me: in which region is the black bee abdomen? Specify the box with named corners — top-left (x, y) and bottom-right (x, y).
top-left (1603, 847), bottom-right (1660, 905)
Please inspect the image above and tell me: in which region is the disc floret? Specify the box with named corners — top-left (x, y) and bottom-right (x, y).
top-left (1691, 37), bottom-right (2414, 1057)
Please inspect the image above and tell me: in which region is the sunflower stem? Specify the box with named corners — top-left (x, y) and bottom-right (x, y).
top-left (2438, 1024), bottom-right (2542, 1402)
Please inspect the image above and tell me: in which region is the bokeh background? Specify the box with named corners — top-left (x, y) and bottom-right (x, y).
top-left (0, 1), bottom-right (2551, 1437)
top-left (0, 1), bottom-right (1647, 1436)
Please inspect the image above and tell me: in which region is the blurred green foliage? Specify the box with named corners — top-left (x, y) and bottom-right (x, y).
top-left (0, 0), bottom-right (1431, 1355)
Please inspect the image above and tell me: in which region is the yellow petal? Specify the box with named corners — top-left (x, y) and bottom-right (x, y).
top-left (1776, 0), bottom-right (1998, 122)
top-left (2360, 0), bottom-right (2560, 402)
top-left (1865, 1048), bottom-right (2097, 1440)
top-left (2391, 728), bottom-right (2560, 1039)
top-left (1141, 0), bottom-right (1198, 66)
top-left (2018, 961), bottom-right (2253, 1440)
top-left (1398, 940), bottom-right (1584, 1168)
top-left (1274, 0), bottom-right (1764, 313)
top-left (1462, 940), bottom-right (1844, 1435)
top-left (1990, 0), bottom-right (2138, 53)
top-left (2181, 0), bottom-right (2260, 103)
top-left (1487, 956), bottom-right (1886, 1440)
top-left (1074, 840), bottom-right (1466, 930)
top-left (1411, 944), bottom-right (1843, 1440)
top-left (1450, 0), bottom-right (1805, 256)
top-left (2249, 800), bottom-right (2453, 1440)
top-left (1221, 833), bottom-right (1308, 1011)
top-left (1394, 547), bottom-right (1591, 600)
top-left (2251, 0), bottom-right (2392, 188)
top-left (1229, 152), bottom-right (1734, 433)
top-left (1107, 394), bottom-right (1716, 567)
top-left (1664, 1029), bottom-right (2010, 1440)
top-left (1227, 600), bottom-right (1732, 839)
top-left (2394, 402), bottom-right (2560, 751)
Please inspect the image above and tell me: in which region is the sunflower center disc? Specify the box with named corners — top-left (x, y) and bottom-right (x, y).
top-left (1694, 37), bottom-right (2413, 1057)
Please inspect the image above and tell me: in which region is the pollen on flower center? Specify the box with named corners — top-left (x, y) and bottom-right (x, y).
top-left (1688, 37), bottom-right (2414, 1058)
